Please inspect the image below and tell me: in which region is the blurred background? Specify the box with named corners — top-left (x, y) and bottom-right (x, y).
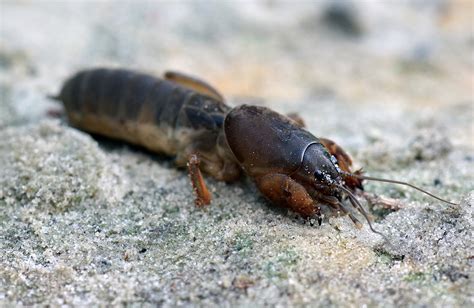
top-left (1, 0), bottom-right (472, 127)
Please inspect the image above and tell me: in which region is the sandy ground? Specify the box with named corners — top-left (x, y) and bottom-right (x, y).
top-left (1, 1), bottom-right (473, 306)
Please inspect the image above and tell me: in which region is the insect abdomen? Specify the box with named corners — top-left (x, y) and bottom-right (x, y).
top-left (59, 68), bottom-right (192, 154)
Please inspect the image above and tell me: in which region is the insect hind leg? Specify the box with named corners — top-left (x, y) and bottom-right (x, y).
top-left (286, 112), bottom-right (306, 128)
top-left (187, 153), bottom-right (212, 207)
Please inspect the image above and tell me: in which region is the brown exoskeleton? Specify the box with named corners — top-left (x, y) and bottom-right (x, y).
top-left (53, 68), bottom-right (457, 235)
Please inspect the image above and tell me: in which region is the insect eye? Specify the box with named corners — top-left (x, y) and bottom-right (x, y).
top-left (314, 170), bottom-right (326, 182)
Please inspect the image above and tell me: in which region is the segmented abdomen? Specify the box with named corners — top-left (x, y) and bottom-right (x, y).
top-left (59, 68), bottom-right (229, 156)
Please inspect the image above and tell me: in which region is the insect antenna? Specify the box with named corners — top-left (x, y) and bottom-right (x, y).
top-left (341, 172), bottom-right (458, 206)
top-left (338, 185), bottom-right (388, 240)
top-left (336, 201), bottom-right (363, 229)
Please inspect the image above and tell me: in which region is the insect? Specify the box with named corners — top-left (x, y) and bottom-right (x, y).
top-left (52, 68), bottom-right (457, 236)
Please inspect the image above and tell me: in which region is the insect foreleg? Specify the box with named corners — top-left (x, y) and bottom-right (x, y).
top-left (255, 173), bottom-right (320, 218)
top-left (319, 137), bottom-right (363, 190)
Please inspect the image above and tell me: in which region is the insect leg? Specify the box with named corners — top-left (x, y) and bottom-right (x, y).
top-left (314, 193), bottom-right (363, 228)
top-left (337, 202), bottom-right (363, 228)
top-left (319, 137), bottom-right (363, 190)
top-left (164, 71), bottom-right (224, 103)
top-left (319, 137), bottom-right (353, 170)
top-left (286, 113), bottom-right (306, 128)
top-left (255, 173), bottom-right (318, 218)
top-left (187, 153), bottom-right (212, 207)
top-left (361, 191), bottom-right (404, 210)
top-left (46, 107), bottom-right (65, 118)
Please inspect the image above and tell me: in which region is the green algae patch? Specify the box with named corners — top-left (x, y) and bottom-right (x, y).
top-left (263, 248), bottom-right (300, 279)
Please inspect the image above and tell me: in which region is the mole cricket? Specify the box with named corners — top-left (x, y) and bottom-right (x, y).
top-left (51, 68), bottom-right (458, 236)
